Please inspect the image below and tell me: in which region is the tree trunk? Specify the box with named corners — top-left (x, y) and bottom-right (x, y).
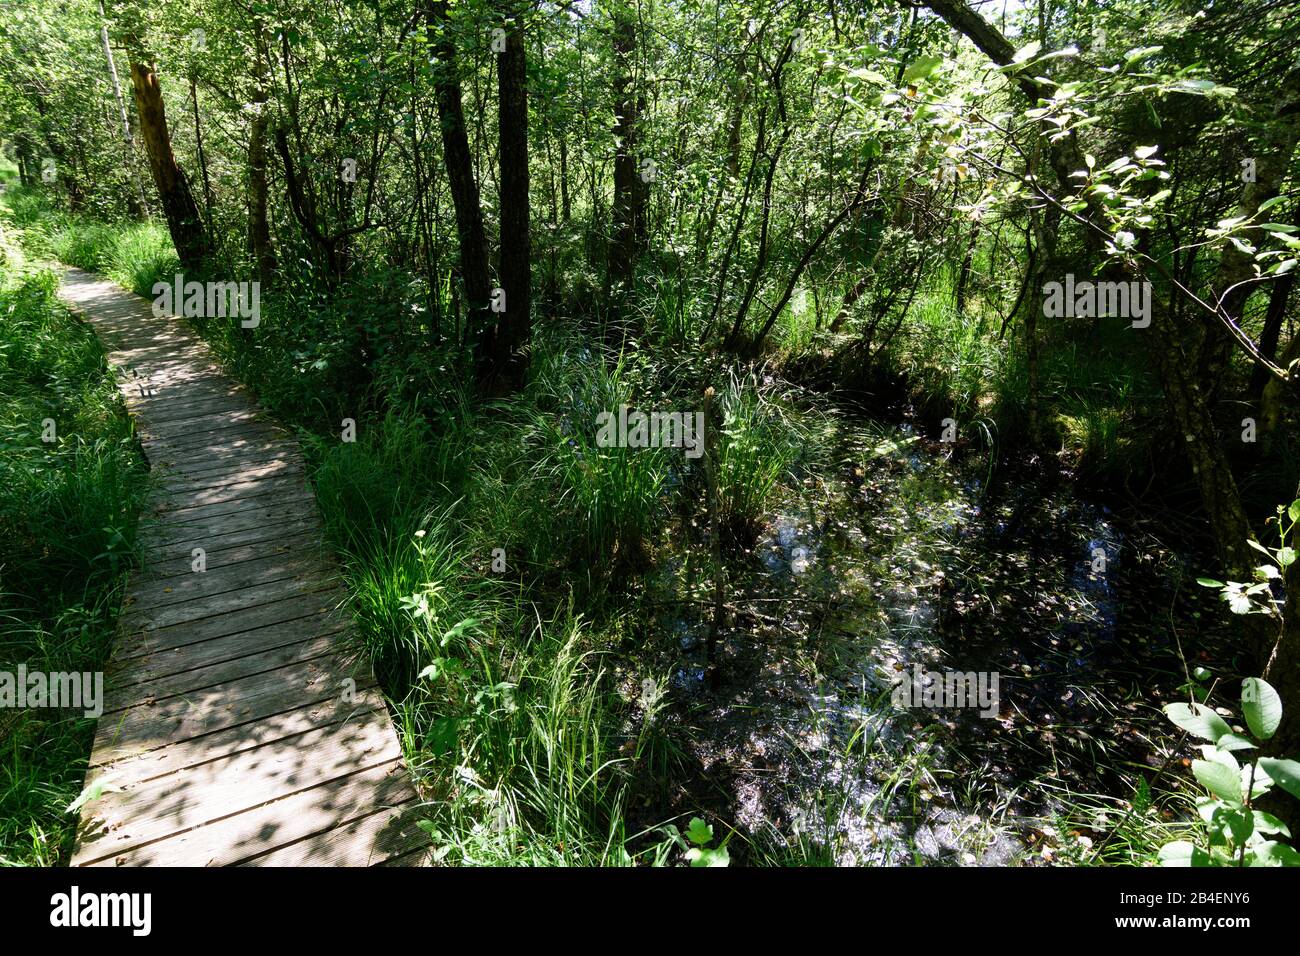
top-left (489, 5), bottom-right (531, 392)
top-left (247, 19), bottom-right (276, 282)
top-left (609, 8), bottom-right (639, 294)
top-left (128, 58), bottom-right (208, 268)
top-left (425, 0), bottom-right (492, 362)
top-left (96, 0), bottom-right (148, 216)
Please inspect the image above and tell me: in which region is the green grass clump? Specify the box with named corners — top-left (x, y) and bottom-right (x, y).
top-left (715, 370), bottom-right (822, 538)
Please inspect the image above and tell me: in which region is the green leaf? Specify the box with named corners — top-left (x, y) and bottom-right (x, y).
top-left (440, 617), bottom-right (480, 647)
top-left (1227, 592), bottom-right (1254, 614)
top-left (902, 55), bottom-right (944, 84)
top-left (1251, 810), bottom-right (1290, 837)
top-left (1158, 840), bottom-right (1213, 866)
top-left (66, 775), bottom-right (117, 814)
top-left (1259, 758), bottom-right (1300, 802)
top-left (1012, 40), bottom-right (1042, 63)
top-left (685, 816), bottom-right (714, 846)
top-left (1124, 46), bottom-right (1163, 67)
top-left (1242, 678), bottom-right (1282, 740)
top-left (1283, 548), bottom-right (1299, 568)
top-left (1193, 759), bottom-right (1244, 805)
top-left (1164, 702), bottom-right (1231, 742)
top-left (1218, 807), bottom-right (1255, 845)
top-left (1196, 577), bottom-right (1225, 588)
top-left (685, 845), bottom-right (730, 867)
top-left (1216, 733), bottom-right (1256, 752)
top-left (1289, 499), bottom-right (1300, 523)
top-left (1249, 841), bottom-right (1300, 866)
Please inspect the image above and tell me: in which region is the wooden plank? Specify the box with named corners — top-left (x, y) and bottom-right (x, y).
top-left (144, 477), bottom-right (314, 526)
top-left (88, 652), bottom-right (376, 767)
top-left (74, 707), bottom-right (402, 863)
top-left (114, 588), bottom-right (346, 661)
top-left (140, 529), bottom-right (322, 581)
top-left (239, 790), bottom-right (427, 867)
top-left (144, 472), bottom-right (311, 516)
top-left (156, 457), bottom-right (306, 494)
top-left (138, 498), bottom-right (320, 547)
top-left (108, 607), bottom-right (349, 688)
top-left (90, 760), bottom-right (417, 867)
top-left (102, 631), bottom-right (347, 713)
top-left (82, 694), bottom-right (388, 791)
top-left (126, 549), bottom-right (333, 615)
top-left (120, 571), bottom-right (337, 632)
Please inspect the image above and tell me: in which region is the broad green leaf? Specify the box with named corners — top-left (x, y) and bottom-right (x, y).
top-left (1012, 40), bottom-right (1041, 63)
top-left (1158, 840), bottom-right (1212, 866)
top-left (1259, 758), bottom-right (1300, 802)
top-left (1241, 678), bottom-right (1282, 740)
top-left (1194, 759), bottom-right (1243, 805)
top-left (685, 816), bottom-right (714, 846)
top-left (685, 845), bottom-right (730, 867)
top-left (1249, 841), bottom-right (1300, 866)
top-left (1164, 702), bottom-right (1231, 742)
top-left (1251, 810), bottom-right (1290, 837)
top-left (903, 55), bottom-right (944, 84)
top-left (1216, 733), bottom-right (1256, 752)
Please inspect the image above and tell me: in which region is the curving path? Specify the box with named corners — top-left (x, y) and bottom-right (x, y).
top-left (58, 267), bottom-right (428, 866)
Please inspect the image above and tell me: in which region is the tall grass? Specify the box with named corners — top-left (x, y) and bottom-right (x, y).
top-left (304, 335), bottom-right (690, 864)
top-left (0, 248), bottom-right (147, 866)
top-left (7, 188), bottom-right (176, 298)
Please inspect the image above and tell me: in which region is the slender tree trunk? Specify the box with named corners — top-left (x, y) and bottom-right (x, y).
top-left (247, 21), bottom-right (276, 282)
top-left (425, 0), bottom-right (491, 362)
top-left (490, 4), bottom-right (531, 391)
top-left (96, 0), bottom-right (148, 216)
top-left (189, 77), bottom-right (214, 236)
top-left (609, 8), bottom-right (639, 295)
top-left (128, 57), bottom-right (208, 268)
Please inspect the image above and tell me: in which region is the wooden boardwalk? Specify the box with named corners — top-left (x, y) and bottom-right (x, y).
top-left (58, 267), bottom-right (428, 866)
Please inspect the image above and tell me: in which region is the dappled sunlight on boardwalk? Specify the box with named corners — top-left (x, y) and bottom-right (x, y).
top-left (58, 268), bottom-right (429, 867)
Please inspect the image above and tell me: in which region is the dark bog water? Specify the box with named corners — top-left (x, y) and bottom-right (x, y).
top-left (638, 415), bottom-right (1228, 865)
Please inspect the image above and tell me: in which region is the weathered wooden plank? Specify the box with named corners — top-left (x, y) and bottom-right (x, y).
top-left (88, 652), bottom-right (375, 767)
top-left (156, 457), bottom-right (306, 494)
top-left (120, 570), bottom-right (337, 632)
top-left (102, 631), bottom-right (347, 713)
top-left (144, 472), bottom-right (311, 517)
top-left (74, 707), bottom-right (402, 863)
top-left (90, 760), bottom-right (417, 867)
top-left (239, 790), bottom-right (427, 867)
top-left (138, 498), bottom-right (320, 547)
top-left (140, 529), bottom-right (322, 581)
top-left (115, 581), bottom-right (342, 662)
top-left (126, 549), bottom-right (332, 615)
top-left (144, 477), bottom-right (314, 526)
top-left (82, 694), bottom-right (387, 791)
top-left (108, 607), bottom-right (349, 688)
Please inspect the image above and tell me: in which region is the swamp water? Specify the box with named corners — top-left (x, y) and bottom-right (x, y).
top-left (636, 417), bottom-right (1226, 865)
